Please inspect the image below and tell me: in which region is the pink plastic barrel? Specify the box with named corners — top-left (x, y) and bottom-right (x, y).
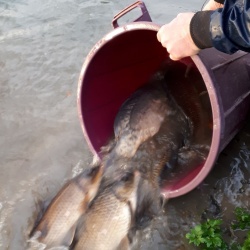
top-left (77, 1), bottom-right (250, 198)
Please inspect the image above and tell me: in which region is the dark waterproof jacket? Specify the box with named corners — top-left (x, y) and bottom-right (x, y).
top-left (190, 0), bottom-right (250, 54)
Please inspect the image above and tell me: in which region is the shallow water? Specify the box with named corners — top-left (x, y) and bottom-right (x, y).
top-left (1, 0), bottom-right (250, 249)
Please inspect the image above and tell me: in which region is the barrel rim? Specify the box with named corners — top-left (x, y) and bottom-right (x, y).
top-left (165, 53), bottom-right (222, 198)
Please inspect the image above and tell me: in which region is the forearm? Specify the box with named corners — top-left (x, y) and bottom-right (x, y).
top-left (190, 0), bottom-right (250, 54)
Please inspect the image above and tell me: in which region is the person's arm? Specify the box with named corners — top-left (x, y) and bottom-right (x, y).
top-left (192, 0), bottom-right (250, 54)
top-left (157, 0), bottom-right (250, 60)
top-left (189, 0), bottom-right (225, 50)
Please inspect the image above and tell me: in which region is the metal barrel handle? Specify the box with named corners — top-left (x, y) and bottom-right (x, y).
top-left (112, 1), bottom-right (152, 29)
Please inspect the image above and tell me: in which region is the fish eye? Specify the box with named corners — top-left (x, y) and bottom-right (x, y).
top-left (121, 172), bottom-right (133, 182)
top-left (87, 165), bottom-right (99, 176)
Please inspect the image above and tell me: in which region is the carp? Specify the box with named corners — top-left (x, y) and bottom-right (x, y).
top-left (72, 170), bottom-right (140, 250)
top-left (102, 78), bottom-right (192, 231)
top-left (29, 165), bottom-right (103, 249)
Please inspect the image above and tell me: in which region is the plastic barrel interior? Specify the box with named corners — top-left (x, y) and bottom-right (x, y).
top-left (78, 27), bottom-right (250, 198)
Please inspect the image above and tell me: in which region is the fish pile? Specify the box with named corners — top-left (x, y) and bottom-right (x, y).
top-left (29, 67), bottom-right (212, 250)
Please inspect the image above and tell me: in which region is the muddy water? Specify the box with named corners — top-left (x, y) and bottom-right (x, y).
top-left (1, 0), bottom-right (250, 249)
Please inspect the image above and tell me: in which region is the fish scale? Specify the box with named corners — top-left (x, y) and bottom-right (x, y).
top-left (107, 78), bottom-right (193, 232)
top-left (77, 191), bottom-right (130, 249)
top-left (73, 171), bottom-right (140, 250)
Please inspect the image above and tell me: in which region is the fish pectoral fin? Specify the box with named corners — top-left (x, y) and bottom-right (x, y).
top-left (117, 236), bottom-right (130, 250)
top-left (62, 224), bottom-right (77, 247)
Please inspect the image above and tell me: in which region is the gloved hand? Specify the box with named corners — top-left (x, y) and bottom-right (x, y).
top-left (202, 0), bottom-right (223, 10)
top-left (157, 12), bottom-right (200, 61)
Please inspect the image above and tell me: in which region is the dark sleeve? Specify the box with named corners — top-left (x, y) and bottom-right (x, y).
top-left (214, 0), bottom-right (225, 4)
top-left (190, 0), bottom-right (250, 54)
top-left (190, 11), bottom-right (213, 49)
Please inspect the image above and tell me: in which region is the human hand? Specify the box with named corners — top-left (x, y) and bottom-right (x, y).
top-left (157, 13), bottom-right (200, 61)
top-left (202, 0), bottom-right (223, 10)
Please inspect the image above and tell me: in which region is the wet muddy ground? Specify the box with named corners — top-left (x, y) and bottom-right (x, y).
top-left (1, 0), bottom-right (250, 249)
